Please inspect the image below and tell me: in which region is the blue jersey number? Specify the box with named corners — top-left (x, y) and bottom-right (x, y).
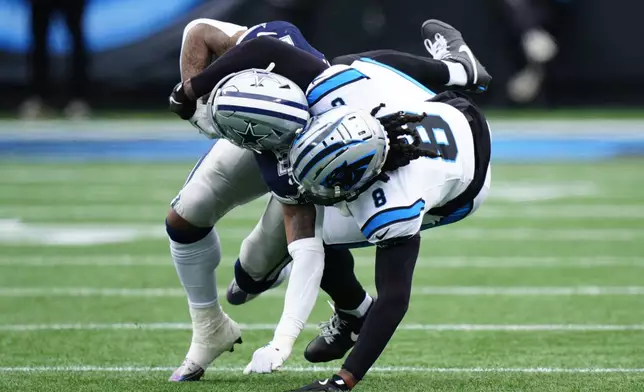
top-left (372, 188), bottom-right (387, 207)
top-left (408, 115), bottom-right (458, 162)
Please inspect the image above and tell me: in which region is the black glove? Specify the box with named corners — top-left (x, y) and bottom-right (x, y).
top-left (168, 82), bottom-right (197, 120)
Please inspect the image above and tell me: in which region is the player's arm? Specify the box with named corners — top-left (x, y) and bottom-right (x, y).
top-left (244, 153), bottom-right (326, 374)
top-left (176, 19), bottom-right (246, 136)
top-left (244, 202), bottom-right (325, 374)
top-left (330, 186), bottom-right (424, 387)
top-left (180, 19), bottom-right (246, 80)
top-left (275, 203), bottom-right (325, 344)
top-left (170, 36), bottom-right (328, 120)
top-left (338, 234), bottom-right (421, 388)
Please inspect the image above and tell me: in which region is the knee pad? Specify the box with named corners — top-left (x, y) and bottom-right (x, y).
top-left (234, 259), bottom-right (283, 295)
top-left (165, 218), bottom-right (213, 244)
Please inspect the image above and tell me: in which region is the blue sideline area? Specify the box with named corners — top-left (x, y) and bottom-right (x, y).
top-left (1, 120), bottom-right (644, 162)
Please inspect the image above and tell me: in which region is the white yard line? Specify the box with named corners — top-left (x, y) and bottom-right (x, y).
top-left (9, 204), bottom-right (642, 220)
top-left (413, 286), bottom-right (644, 295)
top-left (0, 365), bottom-right (643, 373)
top-left (2, 286), bottom-right (644, 297)
top-left (477, 205), bottom-right (644, 219)
top-left (1, 222), bottom-right (643, 244)
top-left (427, 228), bottom-right (644, 241)
top-left (2, 255), bottom-right (643, 268)
top-left (1, 323), bottom-right (643, 332)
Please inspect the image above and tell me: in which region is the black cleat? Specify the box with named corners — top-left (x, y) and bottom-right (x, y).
top-left (422, 19), bottom-right (491, 93)
top-left (226, 279), bottom-right (259, 305)
top-left (304, 303), bottom-right (371, 363)
top-left (287, 375), bottom-right (351, 391)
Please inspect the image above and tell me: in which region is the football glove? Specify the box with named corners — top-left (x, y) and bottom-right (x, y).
top-left (169, 82), bottom-right (197, 120)
top-left (243, 342), bottom-right (291, 374)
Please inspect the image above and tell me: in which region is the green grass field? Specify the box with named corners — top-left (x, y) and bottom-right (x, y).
top-left (1, 160), bottom-right (643, 391)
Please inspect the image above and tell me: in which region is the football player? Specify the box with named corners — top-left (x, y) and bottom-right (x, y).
top-left (283, 89), bottom-right (491, 391)
top-left (167, 19), bottom-right (345, 382)
top-left (170, 20), bottom-right (491, 389)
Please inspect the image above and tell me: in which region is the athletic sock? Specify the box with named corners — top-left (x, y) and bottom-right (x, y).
top-left (442, 61), bottom-right (468, 86)
top-left (169, 228), bottom-right (221, 308)
top-left (338, 293), bottom-right (373, 318)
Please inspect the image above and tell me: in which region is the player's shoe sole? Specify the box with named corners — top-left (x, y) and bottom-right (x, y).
top-left (422, 19), bottom-right (491, 92)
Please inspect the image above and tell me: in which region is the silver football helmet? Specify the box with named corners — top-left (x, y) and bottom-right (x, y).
top-left (289, 106), bottom-right (390, 205)
top-left (205, 69), bottom-right (310, 151)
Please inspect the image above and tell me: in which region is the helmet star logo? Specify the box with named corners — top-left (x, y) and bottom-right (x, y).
top-left (236, 120), bottom-right (268, 147)
top-left (251, 70), bottom-right (282, 87)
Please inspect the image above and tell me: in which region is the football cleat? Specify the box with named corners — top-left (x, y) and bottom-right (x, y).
top-left (168, 358), bottom-right (205, 382)
top-left (169, 308), bottom-right (242, 382)
top-left (422, 19), bottom-right (491, 92)
top-left (288, 375), bottom-right (351, 391)
top-left (226, 263), bottom-right (292, 305)
top-left (304, 302), bottom-right (371, 363)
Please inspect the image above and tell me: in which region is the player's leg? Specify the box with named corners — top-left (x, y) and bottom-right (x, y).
top-left (61, 0), bottom-right (89, 115)
top-left (23, 0), bottom-right (53, 116)
top-left (228, 197), bottom-right (370, 311)
top-left (226, 195), bottom-right (292, 305)
top-left (228, 199), bottom-right (374, 364)
top-left (332, 20), bottom-right (491, 93)
top-left (292, 232), bottom-right (422, 391)
top-left (297, 208), bottom-right (376, 364)
top-left (167, 140), bottom-right (268, 381)
top-left (421, 19), bottom-right (491, 91)
top-left (303, 245), bottom-right (374, 364)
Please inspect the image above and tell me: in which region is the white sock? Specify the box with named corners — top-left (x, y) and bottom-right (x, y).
top-left (338, 293), bottom-right (373, 318)
top-left (442, 61), bottom-right (468, 86)
top-left (170, 229), bottom-right (221, 308)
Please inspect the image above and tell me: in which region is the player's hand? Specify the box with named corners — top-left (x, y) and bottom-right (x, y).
top-left (189, 100), bottom-right (222, 139)
top-left (169, 82), bottom-right (196, 120)
top-left (243, 342), bottom-right (291, 375)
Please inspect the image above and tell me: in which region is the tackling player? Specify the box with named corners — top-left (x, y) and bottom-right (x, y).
top-left (169, 19), bottom-right (491, 389)
top-left (167, 19), bottom-right (349, 382)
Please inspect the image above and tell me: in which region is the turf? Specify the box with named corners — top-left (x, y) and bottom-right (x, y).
top-left (1, 159), bottom-right (643, 391)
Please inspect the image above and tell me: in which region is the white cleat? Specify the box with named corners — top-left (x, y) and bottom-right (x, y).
top-left (169, 307), bottom-right (242, 382)
top-left (169, 358), bottom-right (206, 382)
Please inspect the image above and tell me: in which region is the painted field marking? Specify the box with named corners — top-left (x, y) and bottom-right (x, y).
top-left (7, 203), bottom-right (644, 221)
top-left (1, 323), bottom-right (643, 332)
top-left (1, 220), bottom-right (644, 245)
top-left (0, 366), bottom-right (643, 373)
top-left (2, 255), bottom-right (643, 268)
top-left (2, 286), bottom-right (644, 297)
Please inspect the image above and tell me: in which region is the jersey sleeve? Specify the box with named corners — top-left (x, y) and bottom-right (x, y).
top-left (253, 150), bottom-right (307, 205)
top-left (305, 65), bottom-right (368, 114)
top-left (345, 173), bottom-right (426, 245)
top-left (190, 36), bottom-right (328, 99)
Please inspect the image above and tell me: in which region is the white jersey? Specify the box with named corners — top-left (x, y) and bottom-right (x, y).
top-left (304, 60), bottom-right (482, 245)
top-left (306, 59), bottom-right (435, 117)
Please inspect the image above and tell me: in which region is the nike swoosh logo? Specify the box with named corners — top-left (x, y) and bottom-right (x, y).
top-left (319, 379), bottom-right (329, 385)
top-left (350, 332), bottom-right (359, 342)
top-left (458, 45), bottom-right (478, 84)
top-left (375, 229), bottom-right (390, 241)
top-left (169, 96), bottom-right (182, 105)
top-left (257, 32), bottom-right (277, 36)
